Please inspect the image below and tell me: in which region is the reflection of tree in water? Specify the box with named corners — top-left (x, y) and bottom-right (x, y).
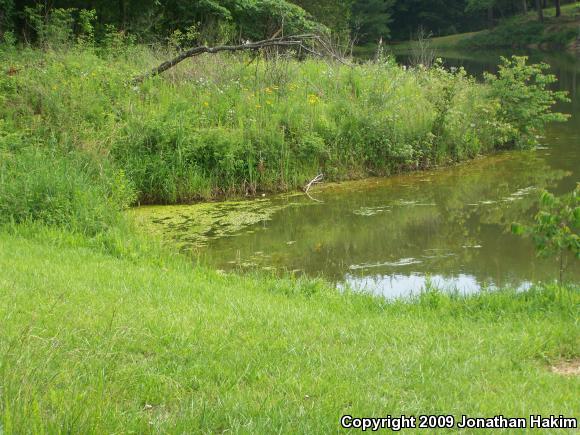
top-left (201, 145), bottom-right (575, 288)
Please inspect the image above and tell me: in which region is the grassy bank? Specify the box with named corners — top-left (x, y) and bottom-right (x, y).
top-left (1, 42), bottom-right (556, 206)
top-left (392, 3), bottom-right (580, 52)
top-left (1, 32), bottom-right (577, 433)
top-left (0, 230), bottom-right (578, 433)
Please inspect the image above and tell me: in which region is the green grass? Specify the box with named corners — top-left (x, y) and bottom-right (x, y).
top-left (0, 31), bottom-right (577, 434)
top-left (525, 2), bottom-right (580, 20)
top-left (0, 230), bottom-right (578, 433)
top-left (0, 43), bottom-right (521, 205)
top-left (391, 31), bottom-right (484, 51)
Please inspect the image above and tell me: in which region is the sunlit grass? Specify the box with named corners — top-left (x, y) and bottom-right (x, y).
top-left (0, 231), bottom-right (578, 433)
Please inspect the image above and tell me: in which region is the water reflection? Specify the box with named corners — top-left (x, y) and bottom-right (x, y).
top-left (339, 273), bottom-right (532, 299)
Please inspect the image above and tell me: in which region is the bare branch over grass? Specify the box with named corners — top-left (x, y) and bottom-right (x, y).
top-left (133, 34), bottom-right (349, 83)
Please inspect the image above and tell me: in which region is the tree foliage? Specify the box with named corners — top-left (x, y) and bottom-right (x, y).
top-left (391, 0), bottom-right (473, 40)
top-left (351, 0), bottom-right (395, 44)
top-left (1, 0), bottom-right (575, 46)
top-left (6, 0), bottom-right (322, 44)
top-left (292, 0), bottom-right (352, 39)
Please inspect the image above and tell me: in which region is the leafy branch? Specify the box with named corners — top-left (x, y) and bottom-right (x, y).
top-left (512, 185), bottom-right (580, 283)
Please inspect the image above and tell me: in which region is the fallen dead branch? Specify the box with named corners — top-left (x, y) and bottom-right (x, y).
top-left (133, 34), bottom-right (349, 84)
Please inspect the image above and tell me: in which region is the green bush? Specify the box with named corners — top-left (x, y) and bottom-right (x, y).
top-left (485, 56), bottom-right (569, 148)
top-left (513, 186), bottom-right (580, 282)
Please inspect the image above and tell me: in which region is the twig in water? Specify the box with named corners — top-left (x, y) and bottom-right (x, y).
top-left (304, 174), bottom-right (324, 202)
top-left (305, 174), bottom-right (323, 194)
top-left (305, 190), bottom-right (323, 203)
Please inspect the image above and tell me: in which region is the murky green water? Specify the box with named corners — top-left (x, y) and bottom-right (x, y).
top-left (132, 50), bottom-right (580, 297)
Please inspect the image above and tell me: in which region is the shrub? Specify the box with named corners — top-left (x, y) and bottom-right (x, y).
top-left (25, 5), bottom-right (76, 49)
top-left (485, 56), bottom-right (569, 148)
top-left (512, 186), bottom-right (580, 282)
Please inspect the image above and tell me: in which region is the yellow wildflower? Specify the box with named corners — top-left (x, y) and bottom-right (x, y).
top-left (307, 94), bottom-right (320, 105)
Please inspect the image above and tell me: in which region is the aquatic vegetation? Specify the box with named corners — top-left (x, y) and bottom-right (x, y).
top-left (130, 199), bottom-right (300, 250)
top-left (349, 258), bottom-right (424, 270)
top-left (162, 148), bottom-right (577, 292)
top-left (352, 205), bottom-right (392, 216)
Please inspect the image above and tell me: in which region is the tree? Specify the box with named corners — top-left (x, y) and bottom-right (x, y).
top-left (351, 0), bottom-right (395, 44)
top-left (466, 0), bottom-right (497, 27)
top-left (291, 0), bottom-right (352, 39)
top-left (0, 0), bottom-right (14, 39)
top-left (555, 0), bottom-right (561, 17)
top-left (390, 0), bottom-right (482, 40)
top-left (5, 0), bottom-right (321, 44)
top-left (535, 0), bottom-right (544, 22)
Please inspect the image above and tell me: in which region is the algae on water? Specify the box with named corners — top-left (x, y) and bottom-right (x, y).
top-left (129, 198), bottom-right (295, 251)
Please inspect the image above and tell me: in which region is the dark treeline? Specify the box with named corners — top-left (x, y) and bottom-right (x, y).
top-left (0, 0), bottom-right (576, 45)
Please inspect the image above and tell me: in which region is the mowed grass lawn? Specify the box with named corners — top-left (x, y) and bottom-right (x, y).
top-left (392, 3), bottom-right (580, 51)
top-left (0, 233), bottom-right (578, 433)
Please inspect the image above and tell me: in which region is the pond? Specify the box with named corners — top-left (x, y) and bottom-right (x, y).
top-left (132, 49), bottom-right (580, 298)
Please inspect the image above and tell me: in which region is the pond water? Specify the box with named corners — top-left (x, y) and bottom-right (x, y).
top-left (132, 49), bottom-right (580, 298)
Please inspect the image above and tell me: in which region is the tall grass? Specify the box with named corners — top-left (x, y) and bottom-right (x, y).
top-left (0, 144), bottom-right (133, 234)
top-left (1, 44), bottom-right (511, 206)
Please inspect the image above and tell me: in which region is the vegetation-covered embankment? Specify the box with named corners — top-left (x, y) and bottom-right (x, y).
top-left (1, 40), bottom-right (566, 212)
